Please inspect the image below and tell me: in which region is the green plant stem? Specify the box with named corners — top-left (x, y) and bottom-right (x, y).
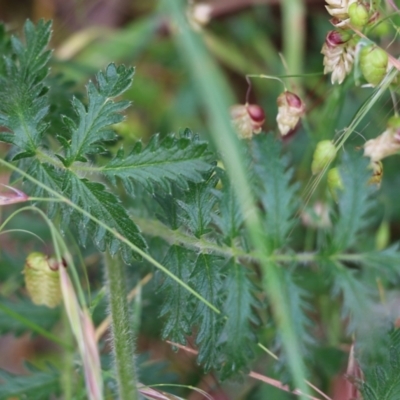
top-left (281, 0), bottom-right (305, 77)
top-left (104, 252), bottom-right (139, 400)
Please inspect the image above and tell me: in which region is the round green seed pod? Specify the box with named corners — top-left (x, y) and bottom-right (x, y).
top-left (360, 45), bottom-right (388, 86)
top-left (311, 140), bottom-right (336, 175)
top-left (24, 252), bottom-right (62, 308)
top-left (348, 3), bottom-right (370, 29)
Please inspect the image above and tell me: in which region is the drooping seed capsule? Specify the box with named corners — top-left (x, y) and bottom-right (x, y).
top-left (311, 140), bottom-right (337, 175)
top-left (24, 252), bottom-right (65, 308)
top-left (359, 44), bottom-right (388, 86)
top-left (348, 2), bottom-right (370, 28)
top-left (230, 103), bottom-right (265, 139)
top-left (276, 91), bottom-right (305, 136)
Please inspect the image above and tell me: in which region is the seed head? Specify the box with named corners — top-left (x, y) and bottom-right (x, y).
top-left (276, 91), bottom-right (305, 136)
top-left (230, 103), bottom-right (265, 139)
top-left (24, 252), bottom-right (65, 308)
top-left (359, 44), bottom-right (388, 86)
top-left (348, 2), bottom-right (370, 28)
top-left (321, 30), bottom-right (356, 84)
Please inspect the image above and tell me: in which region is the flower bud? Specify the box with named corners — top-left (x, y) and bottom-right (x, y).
top-left (24, 252), bottom-right (65, 308)
top-left (359, 45), bottom-right (388, 86)
top-left (348, 2), bottom-right (370, 28)
top-left (312, 140), bottom-right (337, 175)
top-left (327, 167), bottom-right (343, 200)
top-left (230, 103), bottom-right (265, 139)
top-left (276, 91), bottom-right (305, 136)
top-left (364, 116), bottom-right (400, 161)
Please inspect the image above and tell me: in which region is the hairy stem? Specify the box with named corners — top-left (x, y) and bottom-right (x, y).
top-left (104, 252), bottom-right (139, 400)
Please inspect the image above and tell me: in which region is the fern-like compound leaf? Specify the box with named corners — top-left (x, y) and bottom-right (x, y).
top-left (102, 131), bottom-right (213, 194)
top-left (61, 171), bottom-right (147, 262)
top-left (158, 245), bottom-right (194, 344)
top-left (63, 63), bottom-right (133, 166)
top-left (213, 170), bottom-right (243, 245)
top-left (177, 172), bottom-right (218, 238)
top-left (219, 259), bottom-right (258, 379)
top-left (252, 135), bottom-right (299, 250)
top-left (0, 20), bottom-right (52, 157)
top-left (361, 329), bottom-right (400, 400)
top-left (331, 151), bottom-right (375, 252)
top-left (191, 253), bottom-right (224, 371)
top-left (0, 365), bottom-right (60, 400)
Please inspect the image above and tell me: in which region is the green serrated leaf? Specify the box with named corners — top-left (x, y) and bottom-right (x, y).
top-left (331, 151), bottom-right (375, 252)
top-left (360, 329), bottom-right (400, 400)
top-left (177, 172), bottom-right (218, 238)
top-left (213, 169), bottom-right (243, 245)
top-left (0, 20), bottom-right (51, 156)
top-left (0, 364), bottom-right (60, 400)
top-left (252, 134), bottom-right (299, 250)
top-left (158, 245), bottom-right (194, 344)
top-left (330, 261), bottom-right (374, 333)
top-left (102, 132), bottom-right (213, 193)
top-left (191, 253), bottom-right (224, 371)
top-left (64, 63), bottom-right (134, 166)
top-left (61, 171), bottom-right (147, 262)
top-left (219, 259), bottom-right (258, 379)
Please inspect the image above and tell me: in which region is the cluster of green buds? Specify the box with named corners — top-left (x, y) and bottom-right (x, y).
top-left (321, 30), bottom-right (356, 84)
top-left (230, 103), bottom-right (265, 139)
top-left (23, 252), bottom-right (66, 308)
top-left (276, 91), bottom-right (305, 136)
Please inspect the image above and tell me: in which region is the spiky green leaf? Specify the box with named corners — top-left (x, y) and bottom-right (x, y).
top-left (0, 20), bottom-right (52, 156)
top-left (177, 172), bottom-right (218, 238)
top-left (158, 245), bottom-right (194, 344)
top-left (252, 135), bottom-right (299, 250)
top-left (102, 131), bottom-right (213, 194)
top-left (61, 171), bottom-right (147, 262)
top-left (191, 253), bottom-right (224, 371)
top-left (331, 151), bottom-right (375, 252)
top-left (213, 170), bottom-right (243, 245)
top-left (219, 260), bottom-right (258, 379)
top-left (63, 63), bottom-right (134, 165)
top-left (0, 365), bottom-right (60, 400)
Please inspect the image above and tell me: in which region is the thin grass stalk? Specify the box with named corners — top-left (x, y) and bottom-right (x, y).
top-left (281, 0), bottom-right (305, 77)
top-left (104, 251), bottom-right (139, 400)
